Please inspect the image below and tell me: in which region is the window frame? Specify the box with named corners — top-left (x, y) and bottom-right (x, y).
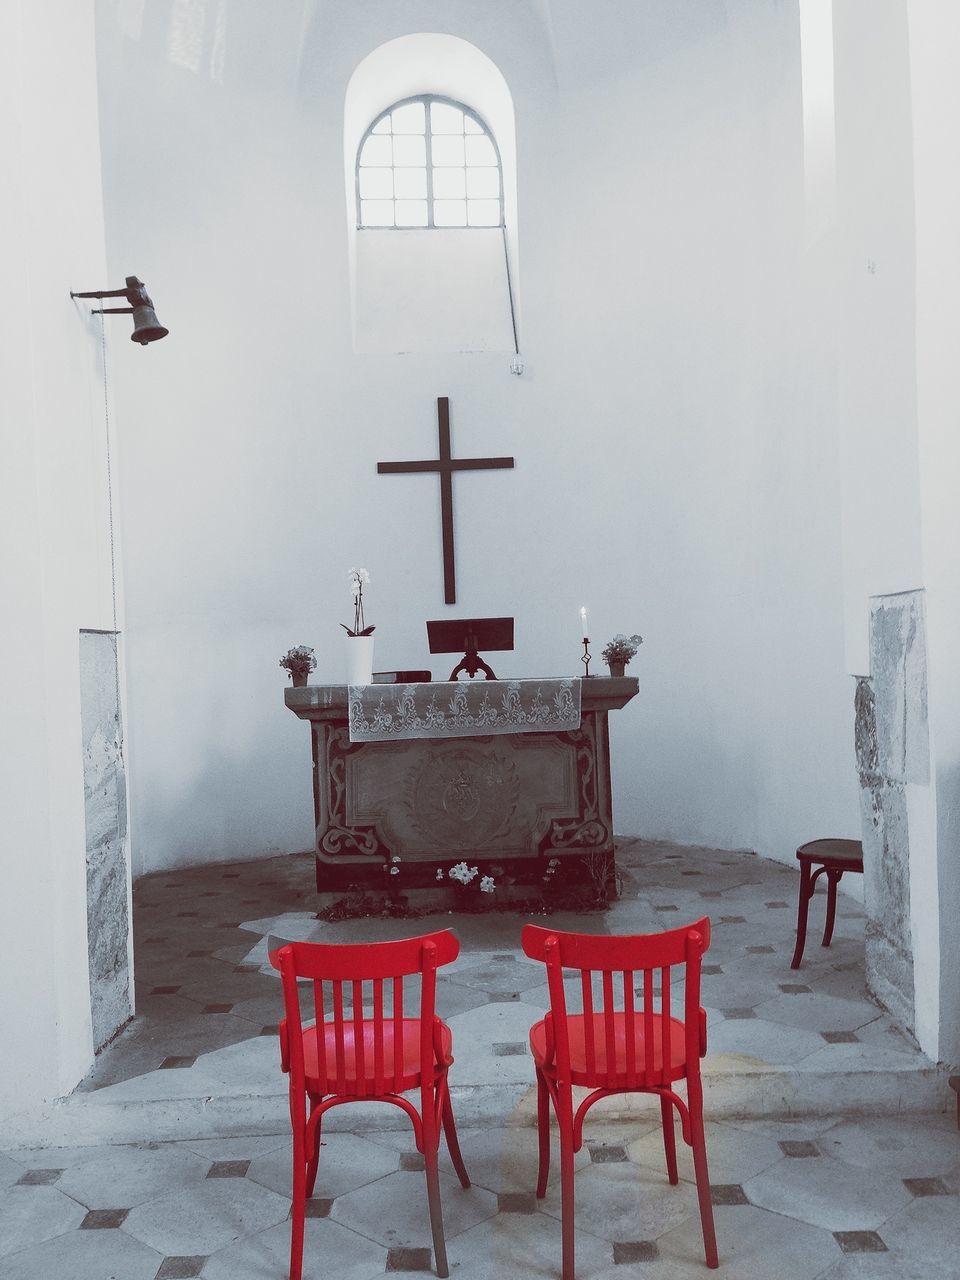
top-left (355, 93), bottom-right (505, 231)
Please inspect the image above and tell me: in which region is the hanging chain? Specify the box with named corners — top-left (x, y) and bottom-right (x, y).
top-left (100, 313), bottom-right (124, 764)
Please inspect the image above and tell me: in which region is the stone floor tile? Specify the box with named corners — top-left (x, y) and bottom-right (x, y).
top-left (445, 1205), bottom-right (612, 1280)
top-left (0, 1227), bottom-right (164, 1280)
top-left (445, 1002), bottom-right (544, 1086)
top-left (833, 1229), bottom-right (888, 1252)
top-left (0, 1155), bottom-right (23, 1192)
top-left (332, 1168), bottom-right (497, 1248)
top-left (200, 1216), bottom-right (387, 1280)
top-left (0, 1185), bottom-right (86, 1256)
top-left (370, 1124), bottom-right (590, 1193)
top-left (155, 1254), bottom-right (207, 1278)
top-left (79, 1207), bottom-right (130, 1228)
top-left (539, 1160), bottom-right (697, 1242)
top-left (449, 958), bottom-right (544, 996)
top-left (637, 1202), bottom-right (840, 1279)
top-left (744, 1153), bottom-right (912, 1230)
top-left (193, 1032), bottom-right (284, 1090)
top-left (177, 1134), bottom-right (288, 1162)
top-left (817, 1113), bottom-right (960, 1177)
top-left (627, 1120), bottom-right (783, 1185)
top-left (705, 1016), bottom-right (824, 1065)
top-left (246, 1132), bottom-right (397, 1199)
top-left (753, 992), bottom-right (883, 1034)
top-left (122, 1177), bottom-right (290, 1255)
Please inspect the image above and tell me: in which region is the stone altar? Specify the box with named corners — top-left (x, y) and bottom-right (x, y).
top-left (285, 677), bottom-right (639, 892)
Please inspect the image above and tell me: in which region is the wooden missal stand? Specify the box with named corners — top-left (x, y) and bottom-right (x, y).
top-left (426, 616), bottom-right (514, 681)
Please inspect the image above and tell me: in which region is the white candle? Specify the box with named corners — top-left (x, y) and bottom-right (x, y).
top-left (580, 606), bottom-right (588, 638)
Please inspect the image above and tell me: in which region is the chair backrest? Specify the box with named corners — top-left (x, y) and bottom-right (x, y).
top-left (521, 919), bottom-right (710, 1090)
top-left (270, 930), bottom-right (459, 1097)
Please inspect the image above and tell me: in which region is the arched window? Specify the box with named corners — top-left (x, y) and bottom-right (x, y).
top-left (357, 95), bottom-right (503, 230)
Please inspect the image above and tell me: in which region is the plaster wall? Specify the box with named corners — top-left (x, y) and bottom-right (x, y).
top-left (95, 0), bottom-right (858, 876)
top-left (906, 0), bottom-right (960, 1066)
top-left (0, 1), bottom-right (117, 1114)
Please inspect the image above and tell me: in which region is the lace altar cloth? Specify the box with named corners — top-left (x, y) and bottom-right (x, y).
top-left (348, 678), bottom-right (582, 742)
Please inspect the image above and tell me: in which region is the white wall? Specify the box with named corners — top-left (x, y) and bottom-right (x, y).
top-left (0, 0), bottom-right (116, 1115)
top-left (906, 0), bottom-right (960, 1066)
top-left (95, 0), bottom-right (859, 876)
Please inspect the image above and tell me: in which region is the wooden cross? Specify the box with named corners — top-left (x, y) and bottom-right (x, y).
top-left (377, 397), bottom-right (514, 605)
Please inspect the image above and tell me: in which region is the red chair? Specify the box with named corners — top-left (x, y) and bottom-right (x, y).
top-left (271, 932), bottom-right (471, 1280)
top-left (522, 921), bottom-right (718, 1278)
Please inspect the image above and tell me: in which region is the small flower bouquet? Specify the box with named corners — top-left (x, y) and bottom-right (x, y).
top-left (601, 633), bottom-right (643, 675)
top-left (279, 645), bottom-right (316, 685)
top-left (341, 568), bottom-right (375, 637)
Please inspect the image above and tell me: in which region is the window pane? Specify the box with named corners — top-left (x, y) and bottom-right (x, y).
top-left (463, 114), bottom-right (483, 134)
top-left (467, 199), bottom-right (501, 226)
top-left (393, 168), bottom-right (427, 199)
top-left (359, 134), bottom-right (392, 166)
top-left (431, 135), bottom-right (465, 167)
top-left (430, 102), bottom-right (464, 134)
top-left (359, 168), bottom-right (393, 199)
top-left (432, 167), bottom-right (466, 199)
top-left (434, 199), bottom-right (467, 227)
top-left (465, 135), bottom-right (497, 166)
top-left (371, 115), bottom-right (392, 135)
top-left (360, 199), bottom-right (395, 227)
top-left (392, 134), bottom-right (426, 166)
top-left (391, 101), bottom-right (425, 134)
top-left (395, 199), bottom-right (428, 227)
top-left (466, 167), bottom-right (500, 199)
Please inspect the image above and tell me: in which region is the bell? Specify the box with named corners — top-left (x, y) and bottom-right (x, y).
top-left (125, 278), bottom-right (168, 345)
top-left (130, 302), bottom-right (169, 345)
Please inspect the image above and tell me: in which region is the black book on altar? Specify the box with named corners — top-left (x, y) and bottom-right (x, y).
top-left (371, 670), bottom-right (432, 684)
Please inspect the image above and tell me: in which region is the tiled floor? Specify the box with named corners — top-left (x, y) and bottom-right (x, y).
top-left (2, 839), bottom-right (957, 1278)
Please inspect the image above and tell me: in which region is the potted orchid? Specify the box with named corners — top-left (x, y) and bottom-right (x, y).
top-left (279, 645), bottom-right (316, 687)
top-left (601, 633), bottom-right (642, 678)
top-left (341, 568), bottom-right (376, 684)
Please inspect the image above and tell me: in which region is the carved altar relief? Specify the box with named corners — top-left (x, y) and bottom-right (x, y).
top-left (346, 734), bottom-right (578, 859)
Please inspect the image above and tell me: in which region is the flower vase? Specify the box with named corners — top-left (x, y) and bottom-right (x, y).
top-left (607, 661), bottom-right (626, 678)
top-left (345, 635), bottom-right (375, 685)
top-left (291, 672), bottom-right (309, 688)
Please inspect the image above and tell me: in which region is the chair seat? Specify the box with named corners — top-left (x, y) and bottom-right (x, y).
top-left (796, 838), bottom-right (863, 864)
top-left (301, 1018), bottom-right (452, 1094)
top-left (529, 1012), bottom-right (688, 1087)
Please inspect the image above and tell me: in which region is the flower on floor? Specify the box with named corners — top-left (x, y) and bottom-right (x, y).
top-left (479, 875), bottom-right (496, 893)
top-left (449, 861), bottom-right (479, 886)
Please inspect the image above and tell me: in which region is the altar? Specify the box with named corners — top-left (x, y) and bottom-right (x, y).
top-left (285, 676), bottom-right (639, 893)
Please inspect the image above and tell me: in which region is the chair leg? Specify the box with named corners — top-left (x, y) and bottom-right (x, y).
top-left (558, 1102), bottom-right (576, 1280)
top-left (424, 1144), bottom-right (449, 1279)
top-left (660, 1095), bottom-right (678, 1185)
top-left (305, 1097), bottom-right (322, 1198)
top-left (687, 1079), bottom-right (719, 1269)
top-left (536, 1068), bottom-right (551, 1199)
top-left (441, 1090), bottom-right (471, 1188)
top-left (290, 1133), bottom-right (307, 1280)
top-left (822, 869), bottom-right (842, 948)
top-left (790, 858), bottom-right (814, 969)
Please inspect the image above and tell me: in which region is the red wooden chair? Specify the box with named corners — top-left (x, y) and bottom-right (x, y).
top-left (521, 920), bottom-right (718, 1278)
top-left (271, 931), bottom-right (471, 1280)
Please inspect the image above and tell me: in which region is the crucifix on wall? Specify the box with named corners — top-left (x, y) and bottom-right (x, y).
top-left (377, 397), bottom-right (514, 604)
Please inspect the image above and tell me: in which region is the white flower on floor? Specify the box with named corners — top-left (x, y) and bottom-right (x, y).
top-left (390, 866), bottom-right (399, 875)
top-left (436, 869), bottom-right (444, 881)
top-left (479, 875), bottom-right (495, 893)
top-left (449, 861), bottom-right (479, 886)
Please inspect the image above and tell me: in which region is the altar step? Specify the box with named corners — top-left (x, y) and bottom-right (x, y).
top-left (5, 934), bottom-right (946, 1150)
top-left (7, 842), bottom-right (947, 1151)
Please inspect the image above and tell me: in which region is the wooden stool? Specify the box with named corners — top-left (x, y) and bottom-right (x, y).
top-left (790, 838), bottom-right (863, 969)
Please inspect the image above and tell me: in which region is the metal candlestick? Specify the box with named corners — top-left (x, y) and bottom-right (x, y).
top-left (581, 637), bottom-right (592, 678)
